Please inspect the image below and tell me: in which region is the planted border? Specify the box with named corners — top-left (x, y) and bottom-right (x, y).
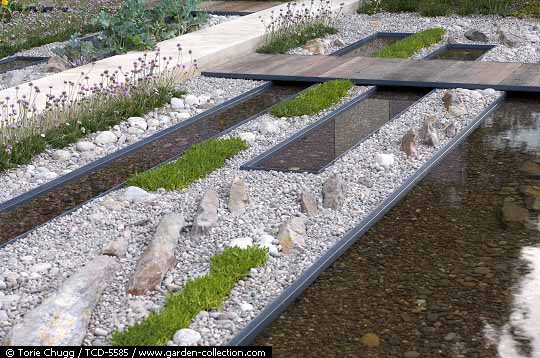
top-left (127, 137), bottom-right (249, 191)
top-left (373, 28), bottom-right (446, 58)
top-left (112, 246), bottom-right (268, 346)
top-left (270, 79), bottom-right (354, 117)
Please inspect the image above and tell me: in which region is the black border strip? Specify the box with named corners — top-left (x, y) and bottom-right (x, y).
top-left (423, 43), bottom-right (496, 60)
top-left (0, 82), bottom-right (272, 213)
top-left (228, 91), bottom-right (506, 346)
top-left (330, 32), bottom-right (414, 57)
top-left (0, 81), bottom-right (319, 249)
top-left (240, 87), bottom-right (434, 174)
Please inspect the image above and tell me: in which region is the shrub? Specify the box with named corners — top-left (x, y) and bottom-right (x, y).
top-left (127, 137), bottom-right (249, 191)
top-left (271, 79), bottom-right (354, 117)
top-left (373, 27), bottom-right (446, 58)
top-left (111, 246), bottom-right (269, 346)
top-left (0, 47), bottom-right (194, 171)
top-left (257, 0), bottom-right (343, 54)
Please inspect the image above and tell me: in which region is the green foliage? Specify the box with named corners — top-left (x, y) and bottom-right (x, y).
top-left (52, 33), bottom-right (113, 67)
top-left (357, 0), bottom-right (515, 16)
top-left (271, 79), bottom-right (354, 118)
top-left (257, 23), bottom-right (337, 54)
top-left (111, 246), bottom-right (268, 346)
top-left (127, 138), bottom-right (249, 191)
top-left (514, 1), bottom-right (540, 18)
top-left (373, 28), bottom-right (446, 58)
top-left (95, 0), bottom-right (205, 53)
top-left (0, 85), bottom-right (181, 171)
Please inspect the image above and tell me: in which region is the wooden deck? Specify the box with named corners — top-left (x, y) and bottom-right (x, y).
top-left (201, 1), bottom-right (284, 13)
top-left (203, 53), bottom-right (540, 92)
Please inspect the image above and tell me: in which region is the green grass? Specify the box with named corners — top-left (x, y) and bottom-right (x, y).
top-left (270, 79), bottom-right (354, 118)
top-left (0, 86), bottom-right (184, 172)
top-left (373, 28), bottom-right (446, 58)
top-left (257, 23), bottom-right (337, 54)
top-left (127, 137), bottom-right (248, 191)
top-left (111, 246), bottom-right (268, 346)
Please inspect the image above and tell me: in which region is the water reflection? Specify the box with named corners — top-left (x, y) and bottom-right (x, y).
top-left (254, 95), bottom-right (540, 357)
top-left (340, 36), bottom-right (407, 57)
top-left (428, 48), bottom-right (490, 61)
top-left (252, 87), bottom-right (428, 173)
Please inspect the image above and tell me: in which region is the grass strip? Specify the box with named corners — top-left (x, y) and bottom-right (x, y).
top-left (270, 79), bottom-right (354, 118)
top-left (0, 86), bottom-right (184, 172)
top-left (257, 23), bottom-right (337, 54)
top-left (373, 28), bottom-right (446, 58)
top-left (112, 246), bottom-right (268, 346)
top-left (127, 137), bottom-right (248, 191)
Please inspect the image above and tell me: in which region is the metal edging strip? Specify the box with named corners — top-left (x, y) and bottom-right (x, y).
top-left (227, 91), bottom-right (507, 346)
top-left (0, 82), bottom-right (272, 213)
top-left (240, 87), bottom-right (435, 174)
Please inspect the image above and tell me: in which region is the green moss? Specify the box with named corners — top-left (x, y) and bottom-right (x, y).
top-left (373, 28), bottom-right (446, 58)
top-left (127, 137), bottom-right (248, 191)
top-left (111, 246), bottom-right (268, 346)
top-left (270, 79), bottom-right (354, 118)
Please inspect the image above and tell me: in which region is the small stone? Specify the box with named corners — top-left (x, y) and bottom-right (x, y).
top-left (30, 263), bottom-right (52, 273)
top-left (277, 216), bottom-right (306, 254)
top-left (464, 29), bottom-right (488, 42)
top-left (0, 310), bottom-right (8, 322)
top-left (228, 237), bottom-right (253, 249)
top-left (400, 129), bottom-right (418, 158)
top-left (323, 175), bottom-right (345, 210)
top-left (229, 177), bottom-right (249, 214)
top-left (238, 132), bottom-right (256, 144)
top-left (217, 312), bottom-right (240, 321)
top-left (94, 131), bottom-right (117, 145)
top-left (184, 95), bottom-right (200, 106)
top-left (173, 328), bottom-right (201, 346)
top-left (124, 186), bottom-right (156, 203)
top-left (76, 141), bottom-right (96, 152)
top-left (258, 120), bottom-right (279, 135)
top-left (445, 121), bottom-right (457, 138)
top-left (442, 91), bottom-right (458, 111)
top-left (51, 150), bottom-right (71, 161)
top-left (102, 232), bottom-right (130, 257)
top-left (360, 333), bottom-right (380, 348)
top-left (94, 328), bottom-right (108, 337)
top-left (239, 302), bottom-right (254, 312)
top-left (444, 332), bottom-right (457, 341)
top-left (448, 104), bottom-right (466, 117)
top-left (304, 38), bottom-right (325, 54)
top-left (128, 117), bottom-right (148, 130)
top-left (170, 98), bottom-right (185, 109)
top-left (299, 191), bottom-right (319, 216)
top-left (375, 153), bottom-right (395, 169)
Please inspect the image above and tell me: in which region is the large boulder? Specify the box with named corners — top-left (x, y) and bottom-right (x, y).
top-left (128, 214), bottom-right (185, 295)
top-left (277, 216), bottom-right (307, 254)
top-left (191, 190), bottom-right (219, 238)
top-left (464, 29), bottom-right (488, 42)
top-left (323, 175), bottom-right (345, 210)
top-left (5, 255), bottom-right (118, 346)
top-left (229, 177), bottom-right (249, 214)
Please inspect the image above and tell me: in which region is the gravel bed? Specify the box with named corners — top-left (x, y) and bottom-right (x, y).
top-left (0, 76), bottom-right (264, 205)
top-left (288, 13), bottom-right (540, 63)
top-left (0, 85), bottom-right (501, 346)
top-left (0, 15), bottom-right (238, 91)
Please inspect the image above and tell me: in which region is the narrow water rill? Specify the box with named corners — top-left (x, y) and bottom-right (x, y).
top-left (425, 44), bottom-right (495, 61)
top-left (0, 82), bottom-right (307, 245)
top-left (0, 56), bottom-right (49, 74)
top-left (254, 94), bottom-right (540, 357)
top-left (333, 33), bottom-right (412, 57)
top-left (243, 87), bottom-right (429, 173)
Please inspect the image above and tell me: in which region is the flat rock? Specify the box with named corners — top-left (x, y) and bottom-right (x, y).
top-left (184, 95), bottom-right (200, 106)
top-left (170, 98), bottom-right (185, 110)
top-left (102, 231), bottom-right (130, 257)
top-left (299, 191), bottom-right (319, 216)
top-left (173, 328), bottom-right (201, 346)
top-left (464, 29), bottom-right (488, 42)
top-left (76, 141), bottom-right (96, 152)
top-left (128, 117), bottom-right (148, 130)
top-left (128, 214), bottom-right (184, 295)
top-left (229, 177), bottom-right (249, 214)
top-left (323, 175), bottom-right (344, 210)
top-left (94, 131), bottom-right (117, 145)
top-left (5, 255), bottom-right (118, 346)
top-left (124, 186), bottom-right (156, 203)
top-left (304, 38), bottom-right (325, 54)
top-left (375, 153), bottom-right (395, 170)
top-left (191, 190), bottom-right (219, 238)
top-left (51, 150), bottom-right (71, 161)
top-left (277, 216), bottom-right (306, 254)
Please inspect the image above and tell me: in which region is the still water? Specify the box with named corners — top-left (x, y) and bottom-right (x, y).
top-left (255, 95), bottom-right (540, 358)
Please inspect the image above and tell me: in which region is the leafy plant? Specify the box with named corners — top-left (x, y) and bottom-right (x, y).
top-left (52, 33), bottom-right (112, 67)
top-left (127, 137), bottom-right (249, 191)
top-left (111, 246), bottom-right (269, 346)
top-left (95, 0), bottom-right (205, 54)
top-left (373, 27), bottom-right (446, 58)
top-left (271, 79), bottom-right (354, 117)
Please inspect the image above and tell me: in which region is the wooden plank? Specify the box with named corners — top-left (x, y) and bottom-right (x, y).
top-left (321, 57), bottom-right (380, 78)
top-left (500, 64), bottom-right (540, 87)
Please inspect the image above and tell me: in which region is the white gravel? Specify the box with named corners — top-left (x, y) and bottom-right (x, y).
top-left (289, 13), bottom-right (540, 63)
top-left (0, 76), bottom-right (264, 205)
top-left (0, 84), bottom-right (501, 346)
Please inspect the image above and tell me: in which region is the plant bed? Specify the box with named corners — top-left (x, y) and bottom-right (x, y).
top-left (331, 32), bottom-right (414, 57)
top-left (373, 28), bottom-right (446, 58)
top-left (0, 85), bottom-right (501, 347)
